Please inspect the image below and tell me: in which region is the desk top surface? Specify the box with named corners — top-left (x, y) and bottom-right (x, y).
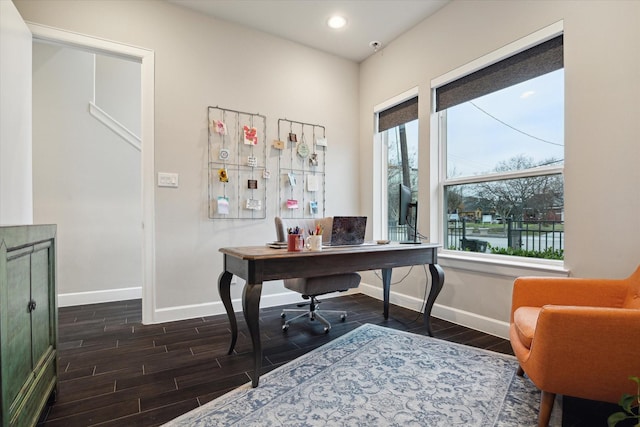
top-left (220, 242), bottom-right (440, 261)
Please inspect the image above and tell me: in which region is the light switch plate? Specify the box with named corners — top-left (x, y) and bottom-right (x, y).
top-left (158, 172), bottom-right (179, 188)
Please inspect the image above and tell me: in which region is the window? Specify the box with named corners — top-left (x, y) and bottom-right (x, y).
top-left (434, 27), bottom-right (564, 260)
top-left (375, 95), bottom-right (419, 241)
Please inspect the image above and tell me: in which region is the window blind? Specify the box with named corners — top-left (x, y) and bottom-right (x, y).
top-left (378, 96), bottom-right (418, 132)
top-left (435, 35), bottom-right (563, 112)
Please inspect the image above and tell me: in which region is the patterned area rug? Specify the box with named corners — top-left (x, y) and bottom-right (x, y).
top-left (164, 324), bottom-right (560, 426)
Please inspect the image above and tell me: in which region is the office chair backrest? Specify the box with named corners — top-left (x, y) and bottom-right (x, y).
top-left (274, 217), bottom-right (333, 245)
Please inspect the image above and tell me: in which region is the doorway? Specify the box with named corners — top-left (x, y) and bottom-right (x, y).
top-left (29, 24), bottom-right (156, 324)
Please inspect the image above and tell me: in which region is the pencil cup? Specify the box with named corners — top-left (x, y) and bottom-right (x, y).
top-left (287, 234), bottom-right (304, 252)
top-left (305, 235), bottom-right (322, 251)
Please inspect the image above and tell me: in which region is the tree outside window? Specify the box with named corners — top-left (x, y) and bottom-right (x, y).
top-left (384, 120), bottom-right (419, 241)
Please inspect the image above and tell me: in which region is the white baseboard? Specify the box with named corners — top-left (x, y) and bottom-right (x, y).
top-left (151, 290), bottom-right (352, 324)
top-left (58, 285), bottom-right (351, 323)
top-left (432, 304), bottom-right (510, 340)
top-left (357, 282), bottom-right (510, 339)
top-left (58, 286), bottom-right (142, 307)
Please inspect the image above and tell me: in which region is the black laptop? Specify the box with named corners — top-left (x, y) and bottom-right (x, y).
top-left (326, 216), bottom-right (367, 246)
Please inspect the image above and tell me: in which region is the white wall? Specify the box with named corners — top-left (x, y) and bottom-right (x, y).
top-left (14, 0), bottom-right (360, 321)
top-left (0, 0), bottom-right (32, 225)
top-left (358, 0), bottom-right (640, 337)
top-left (32, 42), bottom-right (142, 303)
top-left (95, 54), bottom-right (141, 136)
top-left (17, 0), bottom-right (638, 337)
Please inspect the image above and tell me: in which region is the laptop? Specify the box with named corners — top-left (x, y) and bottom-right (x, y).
top-left (326, 216), bottom-right (367, 247)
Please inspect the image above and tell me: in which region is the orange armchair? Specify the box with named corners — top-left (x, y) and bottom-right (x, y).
top-left (510, 266), bottom-right (640, 427)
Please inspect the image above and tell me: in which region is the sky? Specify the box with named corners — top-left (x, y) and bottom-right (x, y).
top-left (446, 69), bottom-right (564, 178)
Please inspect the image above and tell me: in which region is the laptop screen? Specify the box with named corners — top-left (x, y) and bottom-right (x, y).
top-left (329, 216), bottom-right (367, 246)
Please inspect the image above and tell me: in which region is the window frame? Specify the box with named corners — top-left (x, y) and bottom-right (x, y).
top-left (373, 87), bottom-right (419, 241)
top-left (430, 21), bottom-right (565, 264)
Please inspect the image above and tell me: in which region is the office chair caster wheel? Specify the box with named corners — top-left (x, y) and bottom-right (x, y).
top-left (282, 324), bottom-right (289, 332)
top-left (323, 326), bottom-right (330, 333)
top-left (340, 314), bottom-right (347, 321)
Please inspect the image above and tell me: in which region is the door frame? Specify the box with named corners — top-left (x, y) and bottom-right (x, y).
top-left (28, 22), bottom-right (157, 324)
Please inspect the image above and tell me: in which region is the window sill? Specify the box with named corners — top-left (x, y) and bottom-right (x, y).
top-left (438, 250), bottom-right (570, 278)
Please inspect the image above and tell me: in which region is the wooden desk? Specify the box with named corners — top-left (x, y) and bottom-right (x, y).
top-left (218, 243), bottom-right (444, 387)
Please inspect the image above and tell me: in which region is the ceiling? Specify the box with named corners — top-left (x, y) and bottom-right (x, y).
top-left (167, 0), bottom-right (449, 62)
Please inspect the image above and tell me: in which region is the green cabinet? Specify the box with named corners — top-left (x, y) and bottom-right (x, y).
top-left (1, 225), bottom-right (57, 427)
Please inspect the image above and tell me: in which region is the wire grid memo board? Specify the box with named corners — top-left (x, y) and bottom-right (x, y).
top-left (208, 106), bottom-right (267, 219)
top-left (277, 118), bottom-right (326, 219)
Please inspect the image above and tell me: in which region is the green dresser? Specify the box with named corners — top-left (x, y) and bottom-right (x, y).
top-left (0, 225), bottom-right (57, 427)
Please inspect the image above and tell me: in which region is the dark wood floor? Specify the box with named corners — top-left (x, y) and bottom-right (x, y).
top-left (39, 294), bottom-right (617, 426)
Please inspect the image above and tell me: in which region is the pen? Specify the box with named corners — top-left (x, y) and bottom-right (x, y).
top-left (288, 227), bottom-right (301, 234)
top-left (308, 225), bottom-right (323, 236)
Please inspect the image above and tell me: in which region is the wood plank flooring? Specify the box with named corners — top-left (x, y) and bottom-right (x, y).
top-left (39, 294), bottom-right (618, 426)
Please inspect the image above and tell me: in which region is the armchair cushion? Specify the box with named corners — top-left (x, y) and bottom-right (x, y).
top-left (623, 266), bottom-right (640, 308)
top-left (512, 306), bottom-right (540, 349)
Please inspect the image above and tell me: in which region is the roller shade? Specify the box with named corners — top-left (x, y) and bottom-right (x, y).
top-left (436, 35), bottom-right (563, 112)
top-left (378, 96), bottom-right (418, 132)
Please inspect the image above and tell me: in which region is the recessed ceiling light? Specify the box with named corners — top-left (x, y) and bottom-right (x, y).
top-left (327, 15), bottom-right (347, 29)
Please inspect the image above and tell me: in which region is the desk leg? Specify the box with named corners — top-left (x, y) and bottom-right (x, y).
top-left (243, 282), bottom-right (263, 388)
top-left (425, 263), bottom-right (445, 336)
top-left (381, 268), bottom-right (392, 319)
top-left (218, 271), bottom-right (236, 354)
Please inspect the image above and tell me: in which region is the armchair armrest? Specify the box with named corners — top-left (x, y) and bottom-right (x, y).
top-left (510, 276), bottom-right (629, 321)
top-left (524, 305), bottom-right (640, 402)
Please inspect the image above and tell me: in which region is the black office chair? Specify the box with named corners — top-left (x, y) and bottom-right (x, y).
top-left (275, 217), bottom-right (361, 333)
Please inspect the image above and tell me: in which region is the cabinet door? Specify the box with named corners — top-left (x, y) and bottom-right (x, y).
top-left (5, 249), bottom-right (33, 407)
top-left (31, 242), bottom-right (54, 367)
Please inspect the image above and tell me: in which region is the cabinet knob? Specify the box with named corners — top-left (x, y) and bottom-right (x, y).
top-left (27, 300), bottom-right (37, 312)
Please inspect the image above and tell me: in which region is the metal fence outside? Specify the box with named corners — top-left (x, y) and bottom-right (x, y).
top-left (388, 224), bottom-right (410, 242)
top-left (446, 218), bottom-right (564, 256)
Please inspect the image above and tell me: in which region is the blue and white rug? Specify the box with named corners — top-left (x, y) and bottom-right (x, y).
top-left (164, 323), bottom-right (560, 426)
